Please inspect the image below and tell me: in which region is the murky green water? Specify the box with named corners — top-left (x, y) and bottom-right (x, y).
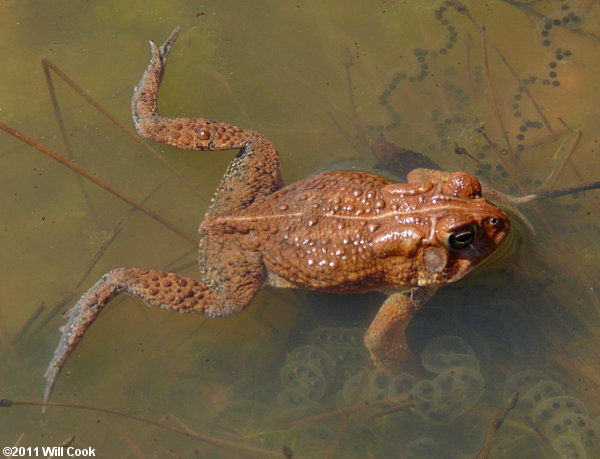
top-left (1, 1), bottom-right (599, 457)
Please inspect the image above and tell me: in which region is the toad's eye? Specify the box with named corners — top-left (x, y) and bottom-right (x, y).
top-left (448, 225), bottom-right (478, 250)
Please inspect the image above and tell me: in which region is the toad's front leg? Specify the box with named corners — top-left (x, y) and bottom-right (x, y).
top-left (44, 252), bottom-right (264, 402)
top-left (364, 288), bottom-right (436, 369)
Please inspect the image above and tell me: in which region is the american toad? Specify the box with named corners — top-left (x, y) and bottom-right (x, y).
top-left (44, 28), bottom-right (509, 401)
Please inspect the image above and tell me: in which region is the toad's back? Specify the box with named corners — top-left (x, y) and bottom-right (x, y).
top-left (204, 170), bottom-right (394, 292)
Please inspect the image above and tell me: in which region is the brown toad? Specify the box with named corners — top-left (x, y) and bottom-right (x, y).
top-left (44, 28), bottom-right (509, 401)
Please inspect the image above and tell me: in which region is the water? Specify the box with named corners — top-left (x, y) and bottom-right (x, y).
top-left (1, 0), bottom-right (599, 457)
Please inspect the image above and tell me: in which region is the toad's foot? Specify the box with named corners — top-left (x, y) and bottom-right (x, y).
top-left (131, 27), bottom-right (283, 214)
top-left (44, 266), bottom-right (262, 402)
top-left (131, 26), bottom-right (263, 153)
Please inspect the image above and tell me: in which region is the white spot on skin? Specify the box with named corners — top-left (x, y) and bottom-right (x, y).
top-left (375, 229), bottom-right (420, 244)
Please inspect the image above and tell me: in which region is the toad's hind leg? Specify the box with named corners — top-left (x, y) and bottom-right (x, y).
top-left (131, 27), bottom-right (282, 282)
top-left (44, 250), bottom-right (264, 403)
top-left (132, 27), bottom-right (283, 215)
